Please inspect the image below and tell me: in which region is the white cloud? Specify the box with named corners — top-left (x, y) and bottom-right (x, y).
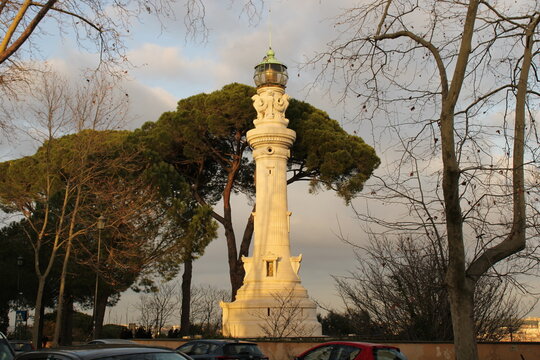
top-left (121, 79), bottom-right (177, 128)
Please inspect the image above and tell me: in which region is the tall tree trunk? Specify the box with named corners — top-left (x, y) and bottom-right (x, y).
top-left (440, 1), bottom-right (480, 359)
top-left (94, 291), bottom-right (108, 339)
top-left (196, 158), bottom-right (252, 301)
top-left (32, 182), bottom-right (70, 348)
top-left (59, 293), bottom-right (73, 345)
top-left (180, 257), bottom-right (193, 336)
top-left (54, 186), bottom-right (80, 346)
top-left (447, 278), bottom-right (478, 359)
top-left (222, 178), bottom-right (240, 300)
top-left (32, 277), bottom-right (46, 349)
top-left (230, 209), bottom-right (255, 300)
top-left (230, 259), bottom-right (245, 301)
top-left (449, 12), bottom-right (536, 359)
top-left (38, 304), bottom-right (45, 347)
top-left (223, 216), bottom-right (243, 300)
top-left (53, 241), bottom-right (72, 346)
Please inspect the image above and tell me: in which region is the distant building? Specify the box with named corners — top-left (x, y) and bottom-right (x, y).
top-left (501, 317), bottom-right (540, 342)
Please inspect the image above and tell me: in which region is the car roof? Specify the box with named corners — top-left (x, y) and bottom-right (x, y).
top-left (15, 344), bottom-right (177, 360)
top-left (320, 341), bottom-right (398, 347)
top-left (86, 339), bottom-right (136, 344)
top-left (299, 341), bottom-right (401, 353)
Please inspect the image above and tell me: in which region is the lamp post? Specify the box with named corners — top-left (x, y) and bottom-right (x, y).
top-left (16, 256), bottom-right (23, 297)
top-left (92, 215), bottom-right (105, 339)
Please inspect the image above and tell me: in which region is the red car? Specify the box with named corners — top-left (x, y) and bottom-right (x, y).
top-left (294, 341), bottom-right (407, 360)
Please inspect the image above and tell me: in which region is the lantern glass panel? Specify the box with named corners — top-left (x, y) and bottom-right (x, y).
top-left (254, 63), bottom-right (288, 87)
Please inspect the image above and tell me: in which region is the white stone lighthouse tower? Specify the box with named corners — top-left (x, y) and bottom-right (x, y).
top-left (220, 49), bottom-right (322, 338)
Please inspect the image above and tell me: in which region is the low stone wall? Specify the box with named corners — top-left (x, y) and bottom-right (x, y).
top-left (133, 339), bottom-right (540, 360)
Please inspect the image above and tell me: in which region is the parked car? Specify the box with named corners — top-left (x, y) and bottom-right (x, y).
top-left (8, 341), bottom-right (33, 354)
top-left (0, 332), bottom-right (14, 360)
top-left (13, 344), bottom-right (192, 360)
top-left (86, 339), bottom-right (136, 345)
top-left (176, 339), bottom-right (268, 360)
top-left (294, 341), bottom-right (407, 360)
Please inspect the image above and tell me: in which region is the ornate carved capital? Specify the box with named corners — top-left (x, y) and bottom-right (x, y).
top-left (252, 87), bottom-right (290, 126)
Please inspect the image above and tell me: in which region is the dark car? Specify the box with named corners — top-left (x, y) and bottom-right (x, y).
top-left (8, 341), bottom-right (33, 355)
top-left (294, 341), bottom-right (407, 360)
top-left (0, 332), bottom-right (14, 360)
top-left (176, 340), bottom-right (268, 360)
top-left (86, 339), bottom-right (136, 345)
top-left (13, 344), bottom-right (192, 360)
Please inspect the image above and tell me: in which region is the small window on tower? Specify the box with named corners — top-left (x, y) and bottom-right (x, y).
top-left (266, 261), bottom-right (274, 277)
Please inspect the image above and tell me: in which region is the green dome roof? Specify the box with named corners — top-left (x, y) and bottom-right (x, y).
top-left (256, 48), bottom-right (286, 67)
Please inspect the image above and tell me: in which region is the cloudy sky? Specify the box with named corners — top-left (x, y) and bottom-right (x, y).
top-left (108, 0), bottom-right (373, 322)
top-left (1, 0), bottom-right (374, 324)
top-left (4, 0), bottom-right (539, 325)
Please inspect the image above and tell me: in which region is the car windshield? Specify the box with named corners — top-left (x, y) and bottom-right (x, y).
top-left (223, 344), bottom-right (263, 356)
top-left (373, 348), bottom-right (407, 360)
top-left (177, 343), bottom-right (194, 353)
top-left (333, 346), bottom-right (360, 360)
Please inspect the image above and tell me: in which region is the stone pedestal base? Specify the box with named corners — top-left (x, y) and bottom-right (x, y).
top-left (220, 283), bottom-right (322, 338)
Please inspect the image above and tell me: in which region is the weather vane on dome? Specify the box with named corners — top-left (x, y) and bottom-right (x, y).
top-left (268, 4), bottom-right (272, 49)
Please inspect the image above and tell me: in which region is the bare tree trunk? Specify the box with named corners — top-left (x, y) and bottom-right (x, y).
top-left (220, 172), bottom-right (242, 300)
top-left (53, 187), bottom-right (81, 346)
top-left (230, 210), bottom-right (254, 300)
top-left (32, 277), bottom-right (46, 349)
top-left (94, 291), bottom-right (108, 339)
top-left (229, 259), bottom-right (245, 301)
top-left (239, 209), bottom-right (255, 257)
top-left (180, 257), bottom-right (193, 336)
top-left (439, 1), bottom-right (480, 358)
top-left (59, 293), bottom-right (73, 345)
top-left (223, 213), bottom-right (244, 300)
top-left (447, 279), bottom-right (478, 359)
top-left (53, 239), bottom-right (73, 346)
